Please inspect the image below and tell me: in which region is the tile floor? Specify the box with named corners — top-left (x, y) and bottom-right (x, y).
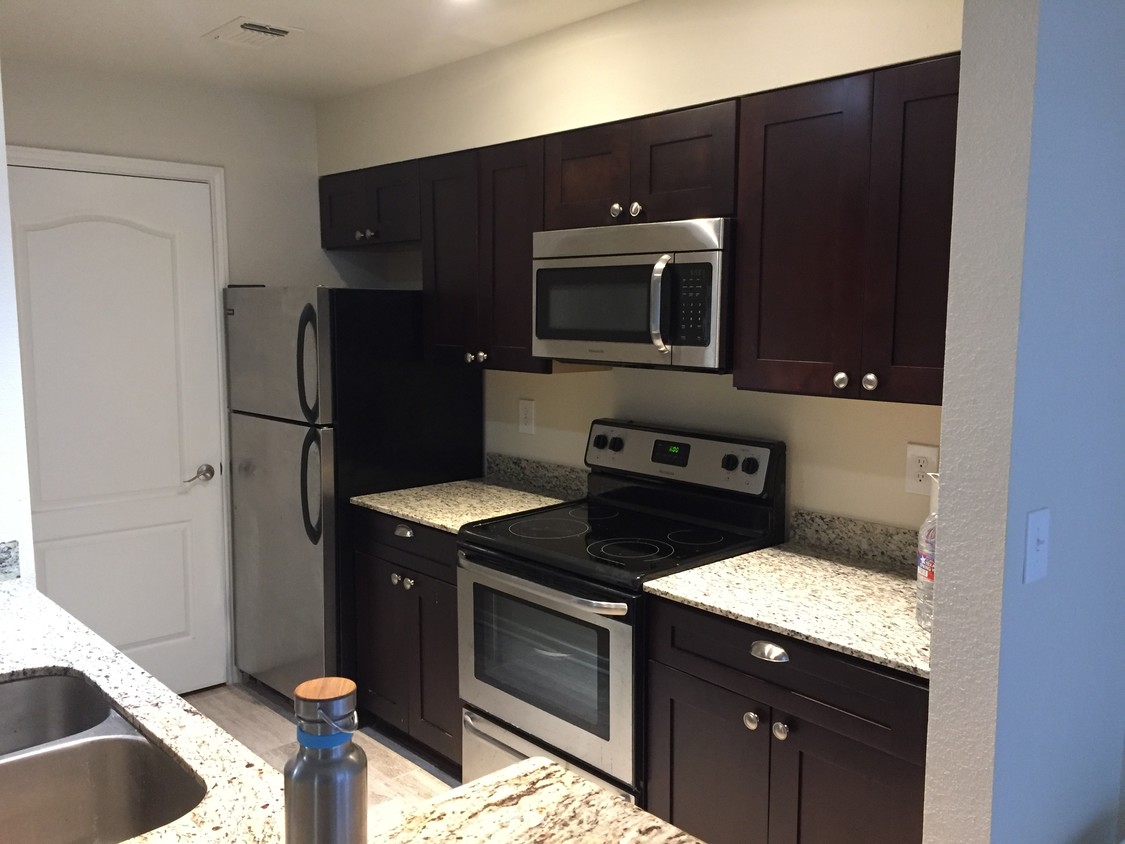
top-left (184, 682), bottom-right (457, 828)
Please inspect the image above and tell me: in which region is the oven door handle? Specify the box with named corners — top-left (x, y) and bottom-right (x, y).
top-left (458, 553), bottom-right (630, 617)
top-left (649, 253), bottom-right (673, 355)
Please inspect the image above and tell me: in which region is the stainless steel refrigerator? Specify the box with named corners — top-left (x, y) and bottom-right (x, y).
top-left (225, 286), bottom-right (482, 699)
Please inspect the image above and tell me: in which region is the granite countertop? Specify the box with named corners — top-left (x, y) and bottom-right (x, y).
top-left (351, 479), bottom-right (564, 533)
top-left (1, 579), bottom-right (692, 842)
top-left (370, 757), bottom-right (698, 843)
top-left (0, 578), bottom-right (284, 842)
top-left (645, 541), bottom-right (931, 678)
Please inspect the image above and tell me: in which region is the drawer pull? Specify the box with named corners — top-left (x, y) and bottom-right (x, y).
top-left (751, 641), bottom-right (789, 663)
top-left (402, 577), bottom-right (415, 591)
top-left (393, 524), bottom-right (414, 539)
top-left (772, 721), bottom-right (790, 741)
top-left (390, 573), bottom-right (401, 586)
top-left (742, 712), bottom-right (760, 731)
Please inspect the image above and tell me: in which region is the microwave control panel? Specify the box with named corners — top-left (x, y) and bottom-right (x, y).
top-left (670, 263), bottom-right (712, 347)
top-left (585, 419), bottom-right (782, 497)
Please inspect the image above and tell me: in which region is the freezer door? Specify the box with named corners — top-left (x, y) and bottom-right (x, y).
top-left (231, 412), bottom-right (336, 698)
top-left (224, 286), bottom-right (333, 424)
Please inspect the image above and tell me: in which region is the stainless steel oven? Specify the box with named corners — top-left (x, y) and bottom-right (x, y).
top-left (532, 217), bottom-right (730, 370)
top-left (457, 552), bottom-right (638, 788)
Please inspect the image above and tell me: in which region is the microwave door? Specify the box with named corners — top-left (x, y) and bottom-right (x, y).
top-left (532, 252), bottom-right (674, 367)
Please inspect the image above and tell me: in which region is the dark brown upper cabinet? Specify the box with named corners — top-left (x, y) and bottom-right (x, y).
top-left (477, 138), bottom-right (552, 373)
top-left (318, 160), bottom-right (420, 249)
top-left (544, 101), bottom-right (737, 229)
top-left (733, 56), bottom-right (959, 405)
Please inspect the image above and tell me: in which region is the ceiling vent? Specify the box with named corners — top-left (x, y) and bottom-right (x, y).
top-left (203, 17), bottom-right (299, 48)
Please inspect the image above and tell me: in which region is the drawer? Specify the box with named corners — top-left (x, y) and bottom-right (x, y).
top-left (647, 596), bottom-right (928, 764)
top-left (352, 508), bottom-right (457, 582)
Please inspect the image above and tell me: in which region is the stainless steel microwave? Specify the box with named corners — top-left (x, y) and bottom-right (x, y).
top-left (532, 217), bottom-right (730, 370)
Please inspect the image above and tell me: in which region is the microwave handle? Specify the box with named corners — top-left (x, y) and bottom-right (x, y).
top-left (649, 254), bottom-right (673, 355)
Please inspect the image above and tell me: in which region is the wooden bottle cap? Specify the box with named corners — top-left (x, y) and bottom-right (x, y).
top-left (294, 676), bottom-right (356, 703)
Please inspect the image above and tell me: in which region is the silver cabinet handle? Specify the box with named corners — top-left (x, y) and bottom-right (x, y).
top-left (393, 524), bottom-right (414, 539)
top-left (475, 351), bottom-right (488, 363)
top-left (364, 228), bottom-right (376, 239)
top-left (609, 202), bottom-right (624, 218)
top-left (862, 372), bottom-right (879, 391)
top-left (772, 722), bottom-right (790, 741)
top-left (390, 573), bottom-right (402, 586)
top-left (182, 463), bottom-right (215, 484)
top-left (750, 641), bottom-right (789, 663)
top-left (458, 553), bottom-right (629, 617)
top-left (629, 201), bottom-right (643, 218)
top-left (465, 352), bottom-right (475, 364)
top-left (832, 371), bottom-right (849, 389)
top-left (402, 577), bottom-right (414, 590)
top-left (743, 712), bottom-right (760, 731)
top-left (354, 230), bottom-right (365, 241)
top-left (649, 254), bottom-right (673, 355)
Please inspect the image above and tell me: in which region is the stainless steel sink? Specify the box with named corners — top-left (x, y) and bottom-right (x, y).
top-left (0, 672), bottom-right (206, 844)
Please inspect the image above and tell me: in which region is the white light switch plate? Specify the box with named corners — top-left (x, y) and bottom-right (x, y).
top-left (905, 443), bottom-right (939, 495)
top-left (1024, 508), bottom-right (1050, 583)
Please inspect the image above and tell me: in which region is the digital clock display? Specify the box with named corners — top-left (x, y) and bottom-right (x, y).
top-left (651, 439), bottom-right (691, 468)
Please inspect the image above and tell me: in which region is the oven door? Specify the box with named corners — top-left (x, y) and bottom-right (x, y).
top-left (457, 551), bottom-right (636, 786)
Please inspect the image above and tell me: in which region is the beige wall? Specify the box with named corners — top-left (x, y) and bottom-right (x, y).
top-left (317, 0), bottom-right (963, 172)
top-left (323, 0), bottom-right (960, 530)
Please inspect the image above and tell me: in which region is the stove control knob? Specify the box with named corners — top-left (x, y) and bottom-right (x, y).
top-left (592, 434), bottom-right (609, 450)
top-left (608, 436), bottom-right (625, 452)
top-left (721, 453), bottom-right (739, 471)
top-left (742, 457), bottom-right (760, 475)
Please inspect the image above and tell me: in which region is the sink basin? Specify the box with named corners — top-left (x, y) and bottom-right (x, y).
top-left (0, 672), bottom-right (206, 844)
top-left (0, 673), bottom-right (111, 755)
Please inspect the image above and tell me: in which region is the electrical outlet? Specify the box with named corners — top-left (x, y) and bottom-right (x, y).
top-left (518, 399), bottom-right (535, 435)
top-left (904, 443), bottom-right (939, 495)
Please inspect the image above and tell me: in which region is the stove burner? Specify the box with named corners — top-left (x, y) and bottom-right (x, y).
top-left (667, 528), bottom-right (726, 546)
top-left (587, 537), bottom-right (675, 564)
top-left (571, 505), bottom-right (620, 521)
top-left (509, 517), bottom-right (591, 540)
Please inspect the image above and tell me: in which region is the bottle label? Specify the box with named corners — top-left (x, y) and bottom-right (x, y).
top-left (917, 550), bottom-right (934, 581)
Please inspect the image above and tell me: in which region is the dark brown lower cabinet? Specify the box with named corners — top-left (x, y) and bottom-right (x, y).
top-left (355, 550), bottom-right (461, 764)
top-left (646, 598), bottom-right (927, 844)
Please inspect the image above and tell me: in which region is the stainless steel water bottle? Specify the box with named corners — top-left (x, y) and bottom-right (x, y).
top-left (284, 677), bottom-right (367, 844)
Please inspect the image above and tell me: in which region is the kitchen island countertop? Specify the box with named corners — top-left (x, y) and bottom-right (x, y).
top-left (0, 578), bottom-right (695, 842)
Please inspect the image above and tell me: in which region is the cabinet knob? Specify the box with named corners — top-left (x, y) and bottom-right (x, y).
top-left (364, 228), bottom-right (376, 239)
top-left (862, 372), bottom-right (879, 391)
top-left (393, 524), bottom-right (414, 539)
top-left (629, 201), bottom-right (643, 218)
top-left (465, 352), bottom-right (476, 364)
top-left (771, 722), bottom-right (791, 741)
top-left (609, 202), bottom-right (624, 218)
top-left (390, 573), bottom-right (402, 586)
top-left (742, 711), bottom-right (760, 731)
top-left (832, 371), bottom-right (849, 389)
top-left (475, 351), bottom-right (489, 363)
top-left (402, 577), bottom-right (415, 591)
top-left (354, 230), bottom-right (365, 241)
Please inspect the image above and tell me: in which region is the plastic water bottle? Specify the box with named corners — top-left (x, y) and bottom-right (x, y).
top-left (285, 677), bottom-right (367, 844)
top-left (916, 473), bottom-right (939, 631)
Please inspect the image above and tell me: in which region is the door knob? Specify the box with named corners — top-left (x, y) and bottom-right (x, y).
top-left (182, 464), bottom-right (215, 484)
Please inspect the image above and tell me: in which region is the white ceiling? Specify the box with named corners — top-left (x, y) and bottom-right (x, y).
top-left (0, 0), bottom-right (642, 102)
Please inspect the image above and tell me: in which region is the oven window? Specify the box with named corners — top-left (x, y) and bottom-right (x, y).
top-left (536, 265), bottom-right (653, 342)
top-left (473, 584), bottom-right (610, 740)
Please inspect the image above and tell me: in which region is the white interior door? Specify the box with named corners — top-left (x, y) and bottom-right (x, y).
top-left (8, 161), bottom-right (229, 693)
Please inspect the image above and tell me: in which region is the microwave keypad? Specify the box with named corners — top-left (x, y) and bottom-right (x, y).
top-left (672, 264), bottom-right (712, 346)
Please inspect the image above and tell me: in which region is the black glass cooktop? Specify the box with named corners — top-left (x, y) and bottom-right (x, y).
top-left (459, 499), bottom-right (769, 589)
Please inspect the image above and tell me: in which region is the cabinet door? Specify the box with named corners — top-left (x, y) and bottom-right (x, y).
top-left (405, 572), bottom-right (462, 764)
top-left (646, 662), bottom-right (770, 844)
top-left (544, 123), bottom-right (631, 229)
top-left (319, 170), bottom-right (371, 249)
top-left (367, 160), bottom-right (421, 244)
top-left (630, 100), bottom-right (737, 223)
top-left (354, 551), bottom-right (411, 731)
top-left (861, 56), bottom-right (959, 405)
top-left (478, 139), bottom-right (550, 373)
top-left (733, 74), bottom-right (872, 397)
top-left (421, 151), bottom-right (480, 364)
top-left (767, 709), bottom-right (924, 844)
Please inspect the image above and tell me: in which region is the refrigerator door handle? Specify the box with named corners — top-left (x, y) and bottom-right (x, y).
top-left (299, 426), bottom-right (322, 544)
top-left (296, 303), bottom-right (319, 424)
